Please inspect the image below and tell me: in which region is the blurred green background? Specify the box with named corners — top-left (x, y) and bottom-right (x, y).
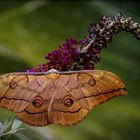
top-left (0, 1), bottom-right (140, 140)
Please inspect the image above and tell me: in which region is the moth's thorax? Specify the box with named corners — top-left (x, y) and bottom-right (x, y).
top-left (46, 73), bottom-right (60, 79)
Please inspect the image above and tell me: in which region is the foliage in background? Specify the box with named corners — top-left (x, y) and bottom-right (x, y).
top-left (0, 119), bottom-right (28, 140)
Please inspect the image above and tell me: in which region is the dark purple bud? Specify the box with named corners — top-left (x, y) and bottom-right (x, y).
top-left (26, 69), bottom-right (36, 73)
top-left (79, 40), bottom-right (86, 45)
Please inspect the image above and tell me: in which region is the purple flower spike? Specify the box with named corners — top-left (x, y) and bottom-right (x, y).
top-left (44, 38), bottom-right (82, 70)
top-left (27, 13), bottom-right (140, 72)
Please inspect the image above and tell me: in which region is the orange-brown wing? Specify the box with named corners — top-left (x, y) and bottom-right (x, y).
top-left (16, 73), bottom-right (88, 126)
top-left (0, 73), bottom-right (48, 112)
top-left (37, 70), bottom-right (127, 126)
top-left (46, 85), bottom-right (89, 126)
top-left (16, 83), bottom-right (53, 126)
top-left (16, 73), bottom-right (61, 126)
top-left (15, 70), bottom-right (127, 126)
top-left (64, 70), bottom-right (127, 111)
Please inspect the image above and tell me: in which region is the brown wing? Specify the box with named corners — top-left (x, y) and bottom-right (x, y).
top-left (16, 73), bottom-right (88, 126)
top-left (16, 83), bottom-right (53, 126)
top-left (0, 73), bottom-right (48, 112)
top-left (27, 70), bottom-right (126, 126)
top-left (46, 85), bottom-right (89, 126)
top-left (16, 73), bottom-right (61, 126)
top-left (1, 70), bottom-right (127, 126)
top-left (64, 70), bottom-right (127, 111)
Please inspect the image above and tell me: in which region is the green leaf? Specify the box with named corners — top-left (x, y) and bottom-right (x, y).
top-left (11, 119), bottom-right (24, 132)
top-left (15, 133), bottom-right (30, 140)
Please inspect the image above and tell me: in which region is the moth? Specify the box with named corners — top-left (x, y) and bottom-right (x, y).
top-left (0, 69), bottom-right (127, 126)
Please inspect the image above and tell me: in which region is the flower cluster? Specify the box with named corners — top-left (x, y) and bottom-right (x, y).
top-left (27, 13), bottom-right (140, 72)
top-left (45, 38), bottom-right (82, 70)
top-left (27, 38), bottom-right (82, 72)
top-left (26, 63), bottom-right (49, 72)
top-left (76, 13), bottom-right (140, 69)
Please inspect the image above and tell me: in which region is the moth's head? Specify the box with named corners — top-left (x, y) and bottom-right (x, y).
top-left (47, 69), bottom-right (59, 74)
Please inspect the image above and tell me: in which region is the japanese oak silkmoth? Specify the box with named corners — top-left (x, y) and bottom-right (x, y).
top-left (0, 69), bottom-right (127, 126)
